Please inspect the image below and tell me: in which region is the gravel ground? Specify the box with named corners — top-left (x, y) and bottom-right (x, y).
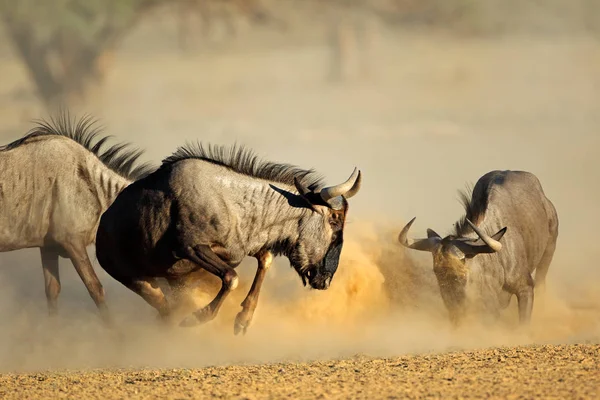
top-left (1, 344), bottom-right (597, 399)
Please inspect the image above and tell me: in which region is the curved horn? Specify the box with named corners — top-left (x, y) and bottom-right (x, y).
top-left (453, 228), bottom-right (507, 256)
top-left (466, 219), bottom-right (503, 252)
top-left (343, 170), bottom-right (362, 199)
top-left (320, 167), bottom-right (360, 203)
top-left (398, 217), bottom-right (441, 252)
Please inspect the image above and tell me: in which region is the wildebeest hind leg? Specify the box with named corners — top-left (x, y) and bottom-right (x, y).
top-left (128, 278), bottom-right (171, 319)
top-left (163, 276), bottom-right (198, 320)
top-left (534, 239), bottom-right (556, 295)
top-left (179, 245), bottom-right (239, 327)
top-left (63, 242), bottom-right (111, 326)
top-left (234, 251), bottom-right (273, 335)
top-left (40, 247), bottom-right (60, 316)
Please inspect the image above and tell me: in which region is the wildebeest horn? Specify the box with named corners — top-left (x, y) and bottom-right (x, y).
top-left (320, 168), bottom-right (361, 202)
top-left (398, 217), bottom-right (441, 252)
top-left (465, 219), bottom-right (504, 252)
top-left (343, 170), bottom-right (362, 199)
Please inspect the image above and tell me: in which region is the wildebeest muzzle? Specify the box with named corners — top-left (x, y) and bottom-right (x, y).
top-left (304, 238), bottom-right (343, 290)
top-left (304, 267), bottom-right (332, 290)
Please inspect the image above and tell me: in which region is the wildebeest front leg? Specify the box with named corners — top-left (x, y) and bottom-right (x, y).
top-left (179, 245), bottom-right (239, 327)
top-left (516, 284), bottom-right (534, 325)
top-left (234, 251), bottom-right (273, 335)
top-left (63, 242), bottom-right (111, 325)
top-left (40, 247), bottom-right (60, 316)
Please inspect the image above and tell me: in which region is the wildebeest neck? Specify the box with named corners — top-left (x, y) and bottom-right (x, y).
top-left (232, 182), bottom-right (313, 257)
top-left (80, 155), bottom-right (133, 214)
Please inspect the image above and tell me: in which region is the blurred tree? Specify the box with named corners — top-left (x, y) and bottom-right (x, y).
top-left (0, 0), bottom-right (168, 107)
top-left (176, 0), bottom-right (286, 52)
top-left (322, 1), bottom-right (383, 83)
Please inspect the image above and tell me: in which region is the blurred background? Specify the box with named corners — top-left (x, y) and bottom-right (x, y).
top-left (0, 0), bottom-right (599, 371)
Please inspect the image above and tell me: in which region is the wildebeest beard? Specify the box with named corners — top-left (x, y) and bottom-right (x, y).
top-left (291, 233), bottom-right (344, 291)
top-left (435, 266), bottom-right (468, 326)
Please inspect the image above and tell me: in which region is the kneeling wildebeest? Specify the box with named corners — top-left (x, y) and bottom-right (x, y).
top-left (95, 143), bottom-right (362, 334)
top-left (399, 170), bottom-right (558, 326)
top-left (0, 113), bottom-right (152, 323)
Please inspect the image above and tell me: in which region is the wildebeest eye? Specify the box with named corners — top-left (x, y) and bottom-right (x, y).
top-left (329, 212), bottom-right (344, 229)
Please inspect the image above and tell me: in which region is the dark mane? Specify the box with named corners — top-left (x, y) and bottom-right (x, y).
top-left (161, 142), bottom-right (324, 190)
top-left (454, 182), bottom-right (490, 236)
top-left (0, 112), bottom-right (154, 180)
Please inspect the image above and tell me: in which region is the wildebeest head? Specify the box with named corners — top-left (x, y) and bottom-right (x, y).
top-left (398, 217), bottom-right (507, 324)
top-left (289, 168), bottom-right (362, 290)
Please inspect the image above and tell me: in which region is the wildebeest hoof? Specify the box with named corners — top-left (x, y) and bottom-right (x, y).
top-left (179, 308), bottom-right (213, 327)
top-left (234, 310), bottom-right (252, 335)
top-left (179, 315), bottom-right (199, 327)
top-left (233, 322), bottom-right (247, 336)
top-left (108, 328), bottom-right (127, 344)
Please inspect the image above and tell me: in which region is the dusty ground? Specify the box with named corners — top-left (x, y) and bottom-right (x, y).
top-left (0, 344), bottom-right (597, 399)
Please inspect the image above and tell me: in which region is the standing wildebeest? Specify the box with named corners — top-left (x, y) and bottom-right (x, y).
top-left (0, 114), bottom-right (152, 323)
top-left (398, 170), bottom-right (558, 325)
top-left (95, 144), bottom-right (362, 334)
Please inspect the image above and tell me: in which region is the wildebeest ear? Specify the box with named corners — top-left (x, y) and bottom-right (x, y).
top-left (294, 177), bottom-right (320, 211)
top-left (427, 229), bottom-right (441, 239)
top-left (491, 227), bottom-right (507, 242)
top-left (294, 177), bottom-right (311, 197)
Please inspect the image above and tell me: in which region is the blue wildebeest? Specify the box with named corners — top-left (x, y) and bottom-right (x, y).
top-left (0, 114), bottom-right (153, 323)
top-left (95, 144), bottom-right (362, 334)
top-left (398, 170), bottom-right (558, 325)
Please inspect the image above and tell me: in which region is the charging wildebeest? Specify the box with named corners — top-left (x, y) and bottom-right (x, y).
top-left (95, 144), bottom-right (362, 334)
top-left (399, 170), bottom-right (558, 326)
top-left (0, 114), bottom-right (152, 323)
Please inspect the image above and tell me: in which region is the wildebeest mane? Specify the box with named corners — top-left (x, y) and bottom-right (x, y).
top-left (0, 112), bottom-right (154, 180)
top-left (162, 142), bottom-right (325, 190)
top-left (455, 182), bottom-right (490, 236)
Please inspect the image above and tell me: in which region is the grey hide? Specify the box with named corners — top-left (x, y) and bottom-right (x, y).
top-left (399, 170), bottom-right (558, 326)
top-left (0, 114), bottom-right (153, 323)
top-left (95, 143), bottom-right (362, 334)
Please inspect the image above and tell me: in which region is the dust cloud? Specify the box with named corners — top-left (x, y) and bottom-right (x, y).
top-left (0, 2), bottom-right (599, 373)
top-left (0, 222), bottom-right (598, 373)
